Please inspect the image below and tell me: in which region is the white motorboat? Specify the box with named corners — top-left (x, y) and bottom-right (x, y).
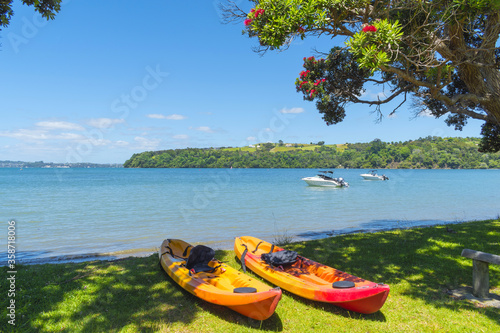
top-left (360, 170), bottom-right (389, 181)
top-left (302, 171), bottom-right (349, 187)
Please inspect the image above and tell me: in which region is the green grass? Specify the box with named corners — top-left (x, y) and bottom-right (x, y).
top-left (2, 219), bottom-right (500, 332)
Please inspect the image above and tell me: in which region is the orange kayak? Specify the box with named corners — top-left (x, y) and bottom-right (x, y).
top-left (234, 236), bottom-right (389, 314)
top-left (159, 239), bottom-right (281, 320)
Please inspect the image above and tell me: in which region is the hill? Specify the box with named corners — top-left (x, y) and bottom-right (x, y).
top-left (123, 137), bottom-right (500, 169)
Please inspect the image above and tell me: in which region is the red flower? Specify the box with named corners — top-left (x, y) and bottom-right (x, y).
top-left (244, 18), bottom-right (253, 26)
top-left (255, 9), bottom-right (265, 18)
top-left (297, 26), bottom-right (305, 33)
top-left (362, 25), bottom-right (377, 33)
top-left (299, 70), bottom-right (310, 79)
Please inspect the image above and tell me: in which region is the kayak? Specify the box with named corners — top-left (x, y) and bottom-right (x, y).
top-left (234, 236), bottom-right (390, 314)
top-left (159, 239), bottom-right (281, 320)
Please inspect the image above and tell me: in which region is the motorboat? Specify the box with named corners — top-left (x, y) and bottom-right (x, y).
top-left (302, 171), bottom-right (349, 187)
top-left (360, 170), bottom-right (389, 180)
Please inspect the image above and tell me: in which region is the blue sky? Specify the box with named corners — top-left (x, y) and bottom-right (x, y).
top-left (0, 0), bottom-right (484, 163)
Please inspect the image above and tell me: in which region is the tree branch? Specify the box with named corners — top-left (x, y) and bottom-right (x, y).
top-left (350, 86), bottom-right (407, 105)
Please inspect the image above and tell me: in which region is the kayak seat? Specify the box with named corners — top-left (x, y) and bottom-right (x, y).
top-left (261, 250), bottom-right (298, 267)
top-left (186, 245), bottom-right (216, 274)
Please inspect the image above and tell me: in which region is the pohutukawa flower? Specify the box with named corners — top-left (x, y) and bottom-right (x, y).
top-left (362, 25), bottom-right (377, 33)
top-left (254, 9), bottom-right (265, 18)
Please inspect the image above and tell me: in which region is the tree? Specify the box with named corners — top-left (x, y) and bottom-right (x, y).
top-left (1, 0), bottom-right (62, 31)
top-left (221, 0), bottom-right (500, 152)
top-left (261, 142), bottom-right (275, 151)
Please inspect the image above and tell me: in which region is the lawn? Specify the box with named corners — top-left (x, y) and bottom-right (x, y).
top-left (1, 219), bottom-right (499, 332)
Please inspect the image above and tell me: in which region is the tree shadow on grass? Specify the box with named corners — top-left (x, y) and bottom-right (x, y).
top-left (0, 255), bottom-right (199, 332)
top-left (0, 254), bottom-right (283, 333)
top-left (158, 267), bottom-right (284, 332)
top-left (287, 219), bottom-right (500, 326)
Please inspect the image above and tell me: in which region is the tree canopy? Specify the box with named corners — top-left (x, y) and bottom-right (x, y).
top-left (222, 0), bottom-right (500, 152)
top-left (0, 0), bottom-right (61, 31)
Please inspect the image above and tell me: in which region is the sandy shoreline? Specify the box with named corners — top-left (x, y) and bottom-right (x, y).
top-left (7, 219), bottom-right (474, 266)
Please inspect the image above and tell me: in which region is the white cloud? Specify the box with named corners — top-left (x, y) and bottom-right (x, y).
top-left (358, 90), bottom-right (387, 100)
top-left (246, 136), bottom-right (257, 141)
top-left (173, 134), bottom-right (189, 139)
top-left (57, 132), bottom-right (85, 140)
top-left (194, 126), bottom-right (214, 133)
top-left (88, 118), bottom-right (125, 129)
top-left (280, 107), bottom-right (304, 114)
top-left (417, 109), bottom-right (434, 117)
top-left (114, 140), bottom-right (130, 147)
top-left (134, 136), bottom-right (161, 150)
top-left (0, 129), bottom-right (49, 140)
top-left (36, 121), bottom-right (85, 131)
top-left (0, 129), bottom-right (89, 142)
top-left (147, 113), bottom-right (187, 120)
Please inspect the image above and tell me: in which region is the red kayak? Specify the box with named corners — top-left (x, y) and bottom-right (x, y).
top-left (235, 236), bottom-right (390, 314)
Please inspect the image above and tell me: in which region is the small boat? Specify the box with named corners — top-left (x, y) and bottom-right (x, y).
top-left (360, 170), bottom-right (389, 180)
top-left (302, 170), bottom-right (349, 187)
top-left (159, 239), bottom-right (281, 320)
top-left (234, 236), bottom-right (390, 314)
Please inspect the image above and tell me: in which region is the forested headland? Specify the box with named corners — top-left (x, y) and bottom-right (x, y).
top-left (123, 137), bottom-right (500, 169)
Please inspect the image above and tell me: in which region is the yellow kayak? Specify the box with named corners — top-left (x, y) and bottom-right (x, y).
top-left (159, 239), bottom-right (281, 320)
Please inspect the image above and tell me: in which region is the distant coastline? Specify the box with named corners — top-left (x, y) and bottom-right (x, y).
top-left (0, 160), bottom-right (123, 168)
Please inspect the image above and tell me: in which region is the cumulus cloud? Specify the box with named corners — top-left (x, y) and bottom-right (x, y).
top-left (173, 134), bottom-right (189, 139)
top-left (114, 140), bottom-right (130, 147)
top-left (36, 121), bottom-right (85, 131)
top-left (57, 133), bottom-right (86, 140)
top-left (134, 136), bottom-right (161, 150)
top-left (358, 90), bottom-right (387, 100)
top-left (280, 107), bottom-right (304, 114)
top-left (0, 129), bottom-right (89, 141)
top-left (0, 129), bottom-right (49, 140)
top-left (193, 126), bottom-right (214, 133)
top-left (147, 113), bottom-right (187, 120)
top-left (88, 118), bottom-right (125, 129)
top-left (417, 109), bottom-right (434, 117)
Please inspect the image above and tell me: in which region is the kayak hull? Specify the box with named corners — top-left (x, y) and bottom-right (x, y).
top-left (234, 236), bottom-right (389, 314)
top-left (159, 239), bottom-right (281, 320)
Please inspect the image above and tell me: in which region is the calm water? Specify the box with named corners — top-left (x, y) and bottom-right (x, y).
top-left (1, 168), bottom-right (499, 264)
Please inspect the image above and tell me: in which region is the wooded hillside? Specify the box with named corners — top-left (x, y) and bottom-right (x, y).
top-left (124, 137), bottom-right (500, 169)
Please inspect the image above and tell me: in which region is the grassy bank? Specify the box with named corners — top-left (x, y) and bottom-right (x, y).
top-left (2, 219), bottom-right (500, 332)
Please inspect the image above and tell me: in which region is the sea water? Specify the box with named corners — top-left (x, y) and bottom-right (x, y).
top-left (1, 168), bottom-right (499, 264)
